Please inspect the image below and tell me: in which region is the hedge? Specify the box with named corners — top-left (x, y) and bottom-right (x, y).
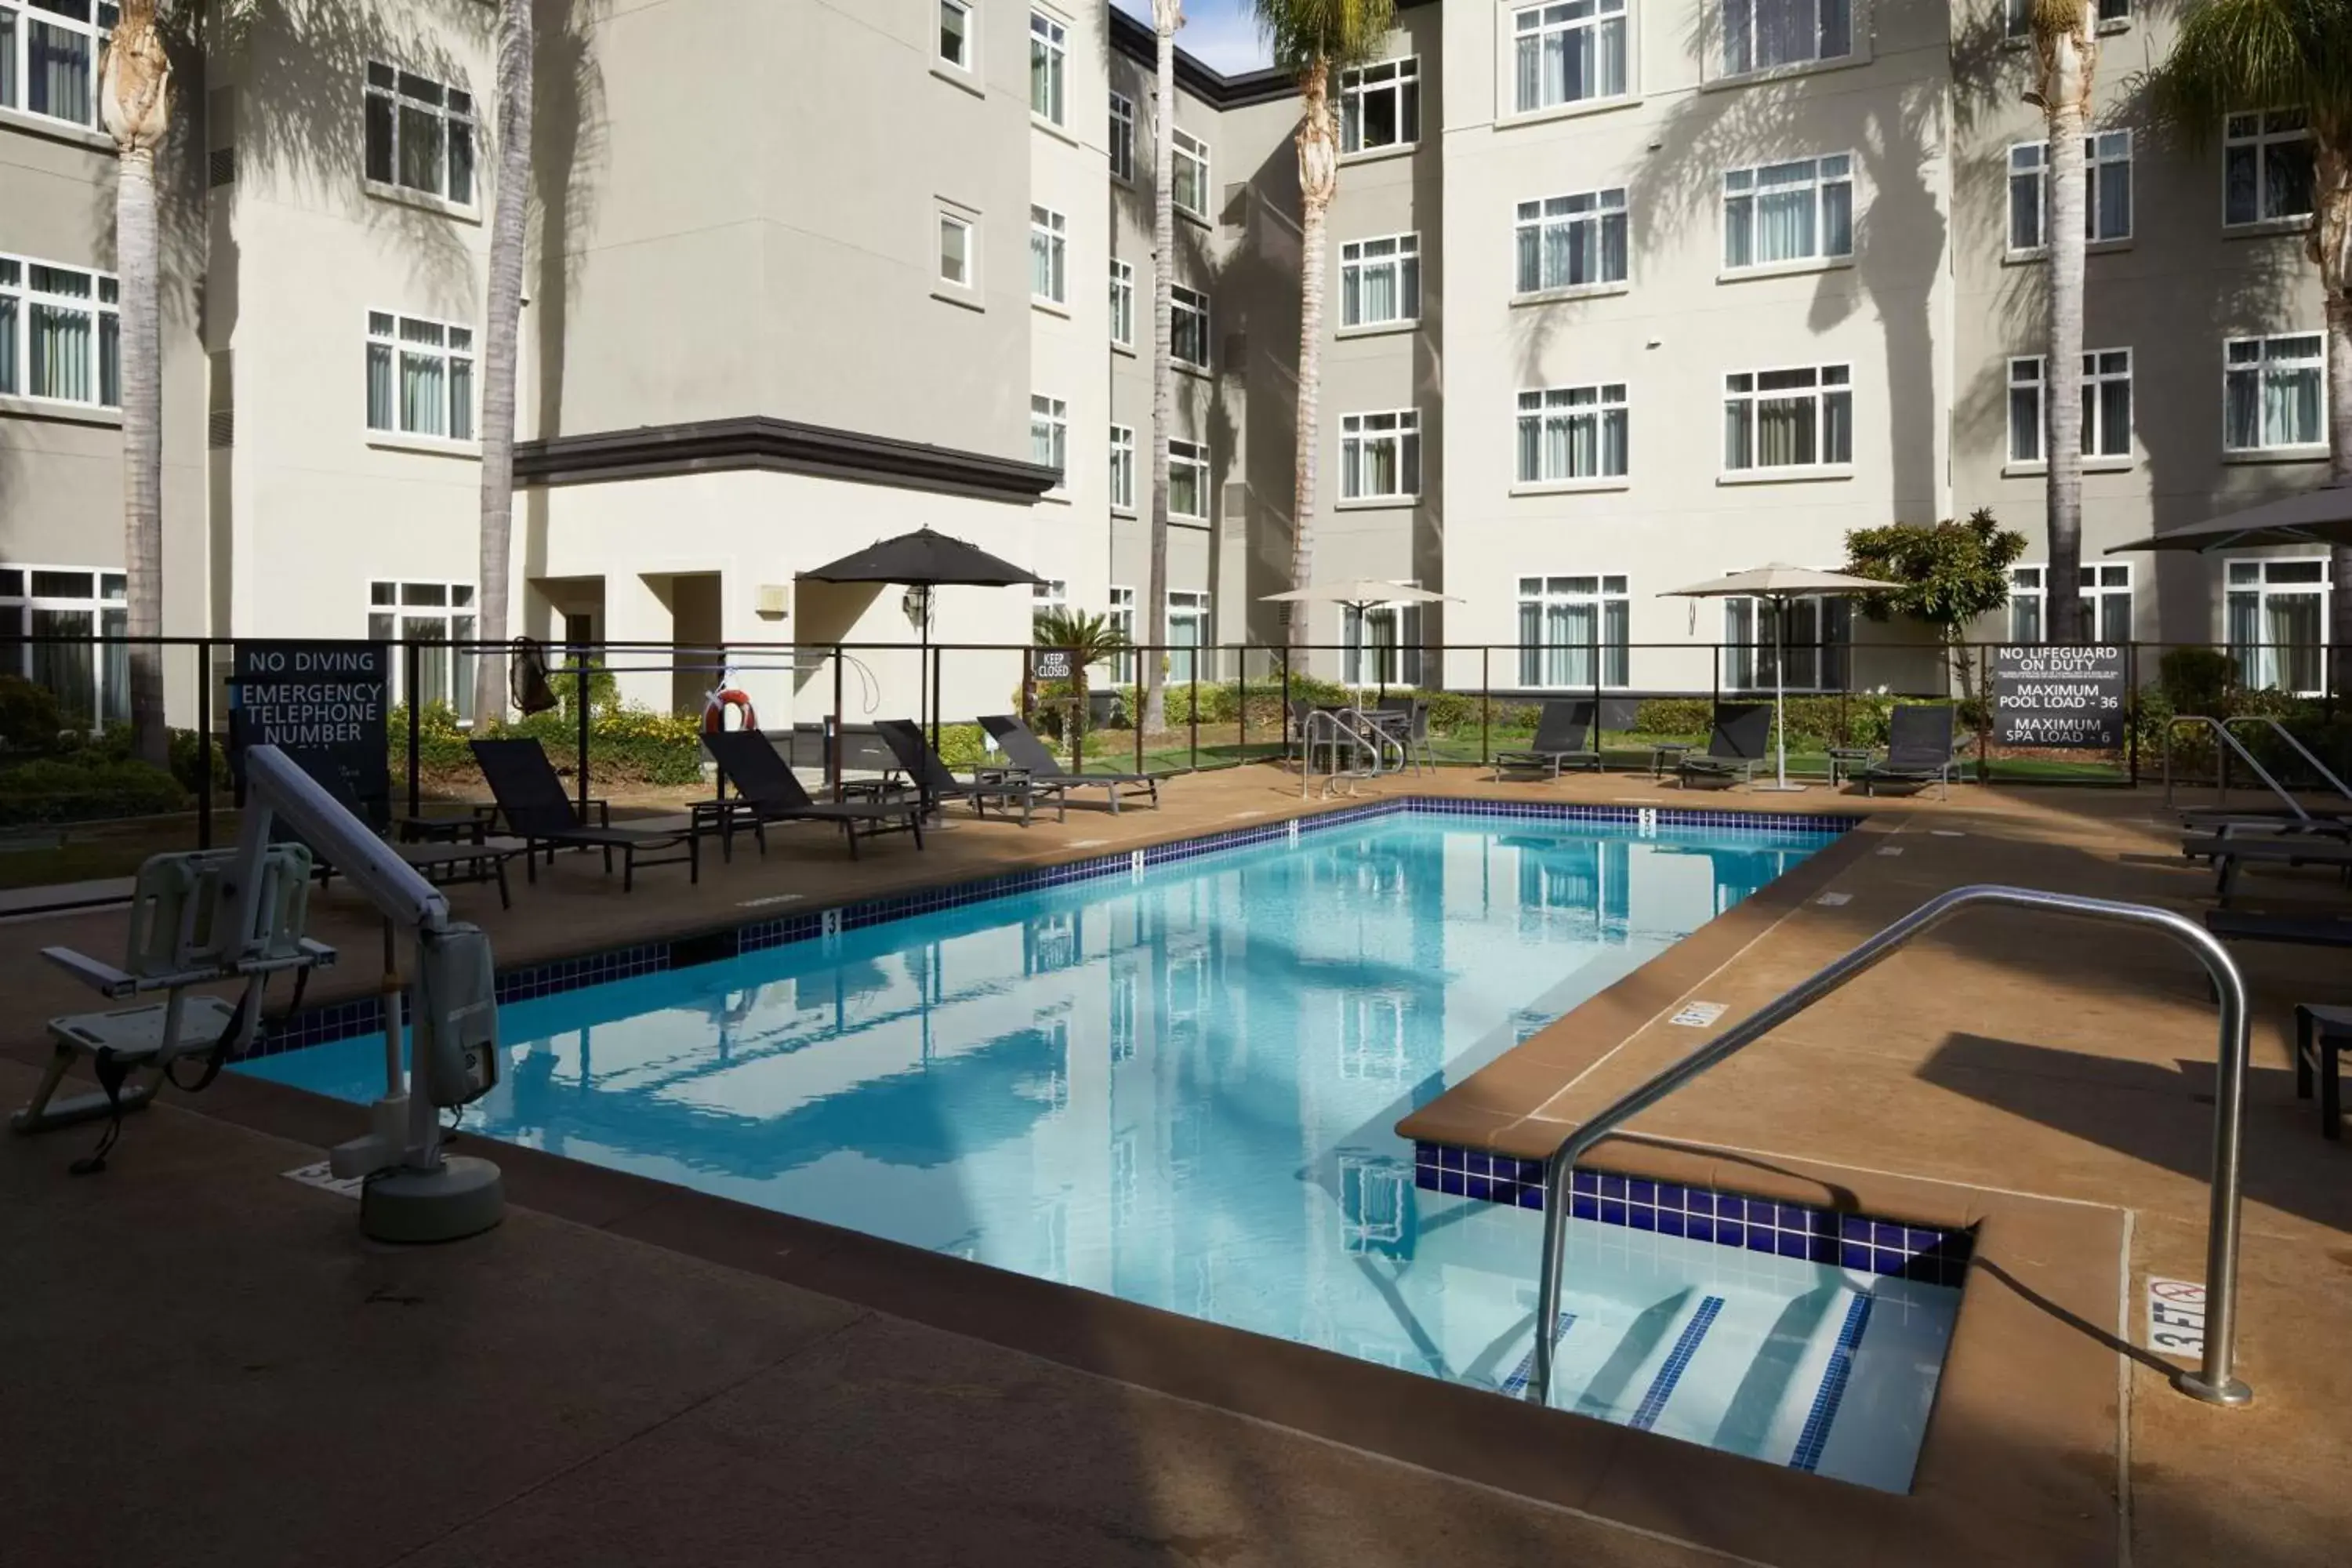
top-left (0, 755), bottom-right (187, 826)
top-left (390, 702), bottom-right (706, 787)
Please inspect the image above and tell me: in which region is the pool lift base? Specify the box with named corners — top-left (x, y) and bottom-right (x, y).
top-left (361, 1155), bottom-right (506, 1243)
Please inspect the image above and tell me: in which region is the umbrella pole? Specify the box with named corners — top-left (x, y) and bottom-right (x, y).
top-left (1755, 593), bottom-right (1806, 793)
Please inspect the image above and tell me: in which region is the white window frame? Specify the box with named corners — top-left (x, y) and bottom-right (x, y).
top-left (1340, 56), bottom-right (1419, 154)
top-left (2223, 332), bottom-right (2326, 453)
top-left (1724, 593), bottom-right (1850, 691)
top-left (0, 252), bottom-right (119, 409)
top-left (1722, 364), bottom-right (1852, 474)
top-left (1109, 423), bottom-right (1135, 512)
top-left (1340, 233), bottom-right (1421, 328)
top-left (1516, 383), bottom-right (1629, 485)
top-left (937, 205), bottom-right (977, 291)
top-left (0, 562), bottom-right (127, 728)
top-left (1172, 128), bottom-right (1211, 221)
top-left (1108, 585), bottom-right (1136, 681)
top-left (1721, 0), bottom-right (1853, 77)
top-left (1030, 394), bottom-right (1068, 486)
top-left (1, 0), bottom-right (111, 130)
top-left (2009, 563), bottom-right (2133, 644)
top-left (368, 579), bottom-right (479, 724)
top-left (1514, 188), bottom-right (1628, 294)
top-left (1343, 592), bottom-right (1427, 688)
top-left (1169, 438), bottom-right (1208, 520)
top-left (1515, 574), bottom-right (1630, 688)
top-left (365, 310), bottom-right (474, 441)
top-left (1171, 283), bottom-right (1210, 369)
top-left (1032, 579), bottom-right (1069, 622)
top-left (1029, 204), bottom-right (1067, 306)
top-left (2005, 350), bottom-right (2133, 466)
top-left (1511, 1), bottom-right (1629, 115)
top-left (1339, 410), bottom-right (1421, 502)
top-left (1029, 10), bottom-right (1066, 125)
top-left (1109, 89), bottom-right (1135, 182)
top-left (365, 60), bottom-right (476, 207)
top-left (2226, 556), bottom-right (2331, 695)
top-left (1722, 155), bottom-right (1854, 270)
top-left (1109, 258), bottom-right (1134, 347)
top-left (2005, 132), bottom-right (2132, 254)
top-left (2223, 108), bottom-right (2315, 228)
top-left (937, 0), bottom-right (973, 71)
top-left (1168, 589), bottom-right (1210, 682)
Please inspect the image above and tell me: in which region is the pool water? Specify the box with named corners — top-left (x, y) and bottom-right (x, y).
top-left (243, 811), bottom-right (1956, 1491)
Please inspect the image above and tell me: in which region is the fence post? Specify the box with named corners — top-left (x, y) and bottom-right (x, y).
top-left (1189, 657), bottom-right (1200, 773)
top-left (1481, 646), bottom-right (1492, 770)
top-left (406, 639), bottom-right (423, 821)
top-left (1134, 650), bottom-right (1146, 776)
top-left (1975, 644), bottom-right (1990, 783)
top-left (2127, 641), bottom-right (2140, 788)
top-left (831, 644), bottom-right (845, 801)
top-left (1238, 646), bottom-right (1250, 763)
top-left (1281, 648), bottom-right (1294, 765)
top-left (576, 643), bottom-right (593, 822)
top-left (930, 644), bottom-right (944, 758)
top-left (196, 637), bottom-right (212, 850)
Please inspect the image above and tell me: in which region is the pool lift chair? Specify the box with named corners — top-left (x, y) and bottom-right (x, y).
top-left (12, 745), bottom-right (507, 1243)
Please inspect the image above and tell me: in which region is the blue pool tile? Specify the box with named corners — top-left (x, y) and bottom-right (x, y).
top-left (1776, 1232), bottom-right (1809, 1260)
top-left (1439, 1171), bottom-right (1465, 1196)
top-left (1571, 1168), bottom-right (1601, 1196)
top-left (1840, 1241), bottom-right (1874, 1271)
top-left (1465, 1151), bottom-right (1490, 1178)
top-left (1628, 1207), bottom-right (1657, 1232)
top-left (1517, 1186), bottom-right (1544, 1210)
top-left (1840, 1214), bottom-right (1873, 1243)
top-left (1875, 1221), bottom-right (1906, 1247)
top-left (1466, 1177), bottom-right (1492, 1201)
top-left (1715, 1221), bottom-right (1743, 1248)
top-left (1571, 1194), bottom-right (1599, 1221)
top-left (1874, 1248), bottom-right (1903, 1274)
top-left (1628, 1178), bottom-right (1655, 1206)
top-left (1748, 1228), bottom-right (1778, 1254)
top-left (1600, 1200), bottom-right (1628, 1226)
top-left (1715, 1195), bottom-right (1745, 1222)
top-left (1684, 1190), bottom-right (1715, 1218)
top-left (1686, 1217), bottom-right (1715, 1245)
top-left (1658, 1210), bottom-right (1687, 1238)
top-left (1600, 1173), bottom-right (1628, 1200)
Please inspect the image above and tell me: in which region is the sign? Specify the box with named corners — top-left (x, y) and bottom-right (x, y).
top-left (229, 641), bottom-right (391, 825)
top-left (1991, 644), bottom-right (2127, 749)
top-left (2146, 1276), bottom-right (2207, 1357)
top-left (1032, 647), bottom-right (1079, 683)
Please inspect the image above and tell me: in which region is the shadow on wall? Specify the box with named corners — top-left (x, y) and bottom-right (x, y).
top-left (528, 0), bottom-right (609, 446)
top-left (1225, 130), bottom-right (1301, 650)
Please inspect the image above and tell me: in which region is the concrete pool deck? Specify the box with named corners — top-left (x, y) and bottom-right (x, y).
top-left (5, 764), bottom-right (2349, 1566)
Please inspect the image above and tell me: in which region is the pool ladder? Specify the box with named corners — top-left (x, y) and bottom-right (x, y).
top-left (1523, 884), bottom-right (2256, 1413)
top-left (1299, 709), bottom-right (1405, 800)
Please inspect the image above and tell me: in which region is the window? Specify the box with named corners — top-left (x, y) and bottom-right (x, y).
top-left (1029, 11), bottom-right (1065, 123)
top-left (1512, 1), bottom-right (1628, 113)
top-left (1109, 259), bottom-right (1134, 346)
top-left (938, 0), bottom-right (971, 68)
top-left (1032, 579), bottom-right (1068, 623)
top-left (1173, 128), bottom-right (1210, 220)
top-left (1344, 596), bottom-right (1426, 687)
top-left (1723, 156), bottom-right (1853, 269)
top-left (2223, 333), bottom-right (2324, 452)
top-left (1169, 590), bottom-right (1210, 681)
top-left (1516, 575), bottom-right (1628, 688)
top-left (1515, 188), bottom-right (1628, 292)
top-left (1109, 90), bottom-right (1135, 181)
top-left (1029, 205), bottom-right (1066, 304)
top-left (368, 580), bottom-right (477, 724)
top-left (1, 0), bottom-right (111, 129)
top-left (1341, 56), bottom-right (1418, 153)
top-left (1517, 384), bottom-right (1629, 483)
top-left (1170, 438), bottom-right (1207, 519)
top-left (1722, 0), bottom-right (1851, 75)
top-left (1030, 394), bottom-right (1067, 483)
top-left (938, 209), bottom-right (974, 288)
top-left (1109, 586), bottom-right (1136, 681)
top-left (1172, 284), bottom-right (1210, 369)
top-left (365, 62), bottom-right (475, 205)
top-left (1340, 411), bottom-right (1421, 500)
top-left (2224, 109), bottom-right (2314, 227)
top-left (0, 254), bottom-right (119, 408)
top-left (2009, 564), bottom-right (2133, 644)
top-left (1109, 423), bottom-right (1134, 511)
top-left (2006, 350), bottom-right (2133, 463)
top-left (1726, 595), bottom-right (1849, 691)
top-left (0, 564), bottom-right (125, 728)
top-left (365, 311), bottom-right (474, 440)
top-left (1341, 234), bottom-right (1421, 326)
top-left (1723, 365), bottom-right (1850, 472)
top-left (2005, 132), bottom-right (2132, 252)
top-left (2227, 557), bottom-right (2330, 695)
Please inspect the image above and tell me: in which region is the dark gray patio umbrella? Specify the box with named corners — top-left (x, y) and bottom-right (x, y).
top-left (2105, 480), bottom-right (2352, 554)
top-left (801, 528), bottom-right (1043, 748)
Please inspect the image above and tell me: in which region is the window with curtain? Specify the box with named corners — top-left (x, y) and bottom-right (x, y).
top-left (1170, 439), bottom-right (1208, 518)
top-left (1109, 259), bottom-right (1134, 345)
top-left (1723, 155), bottom-right (1853, 268)
top-left (1029, 10), bottom-right (1065, 123)
top-left (1340, 234), bottom-right (1420, 326)
top-left (368, 579), bottom-right (478, 724)
top-left (1515, 575), bottom-right (1629, 688)
top-left (2009, 564), bottom-right (2133, 644)
top-left (2224, 108), bottom-right (2315, 227)
top-left (938, 210), bottom-right (974, 287)
top-left (1512, 0), bottom-right (1628, 113)
top-left (364, 61), bottom-right (475, 205)
top-left (938, 0), bottom-right (971, 68)
top-left (1, 254), bottom-right (118, 407)
top-left (1516, 384), bottom-right (1628, 483)
top-left (1344, 599), bottom-right (1425, 687)
top-left (2006, 133), bottom-right (2132, 251)
top-left (1172, 285), bottom-right (1210, 368)
top-left (1029, 205), bottom-right (1066, 304)
top-left (0, 564), bottom-right (127, 728)
top-left (1340, 411), bottom-right (1421, 500)
top-left (1724, 596), bottom-right (1849, 690)
top-left (1515, 188), bottom-right (1628, 292)
top-left (1029, 394), bottom-right (1067, 482)
top-left (1168, 590), bottom-right (1209, 681)
top-left (2223, 333), bottom-right (2324, 451)
top-left (1722, 0), bottom-right (1850, 75)
top-left (365, 311), bottom-right (474, 439)
top-left (3, 0), bottom-right (113, 128)
top-left (1340, 56), bottom-right (1418, 153)
top-left (1723, 365), bottom-right (1851, 471)
top-left (1109, 424), bottom-right (1134, 511)
top-left (1108, 586), bottom-right (1135, 681)
top-left (2226, 558), bottom-right (2328, 694)
top-left (2006, 350), bottom-right (2132, 463)
top-left (1173, 129), bottom-right (1210, 219)
top-left (1109, 90), bottom-right (1135, 181)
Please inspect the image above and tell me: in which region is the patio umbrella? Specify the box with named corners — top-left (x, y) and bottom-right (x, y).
top-left (1661, 564), bottom-right (1900, 793)
top-left (801, 527), bottom-right (1042, 750)
top-left (2104, 480), bottom-right (2352, 554)
top-left (1260, 580), bottom-right (1461, 699)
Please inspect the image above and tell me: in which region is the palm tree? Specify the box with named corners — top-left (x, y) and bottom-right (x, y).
top-left (2025, 0), bottom-right (2101, 645)
top-left (1144, 0), bottom-right (1185, 737)
top-left (1033, 607), bottom-right (1133, 765)
top-left (2145, 0), bottom-right (2352, 691)
top-left (470, 0), bottom-right (535, 725)
top-left (98, 1), bottom-right (172, 767)
top-left (1250, 1), bottom-right (1395, 666)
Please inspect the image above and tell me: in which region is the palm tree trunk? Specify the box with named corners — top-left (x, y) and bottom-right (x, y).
top-left (2316, 132), bottom-right (2350, 701)
top-left (1144, 2), bottom-right (1181, 736)
top-left (471, 0), bottom-right (534, 727)
top-left (2035, 5), bottom-right (2096, 646)
top-left (1289, 60), bottom-right (1336, 662)
top-left (100, 2), bottom-right (171, 768)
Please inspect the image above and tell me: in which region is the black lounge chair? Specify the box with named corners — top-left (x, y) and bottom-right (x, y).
top-left (874, 718), bottom-right (1061, 825)
top-left (979, 714), bottom-right (1164, 813)
top-left (2204, 908), bottom-right (2352, 950)
top-left (1857, 705), bottom-right (1958, 799)
top-left (1494, 699), bottom-right (1599, 781)
top-left (701, 731), bottom-right (924, 860)
top-left (2181, 831), bottom-right (2352, 905)
top-left (470, 738), bottom-right (699, 891)
top-left (1678, 702), bottom-right (1773, 789)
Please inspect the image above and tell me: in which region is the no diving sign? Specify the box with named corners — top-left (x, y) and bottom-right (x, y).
top-left (2147, 1277), bottom-right (2207, 1357)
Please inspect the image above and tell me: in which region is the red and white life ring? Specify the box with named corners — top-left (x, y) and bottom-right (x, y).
top-left (702, 688), bottom-right (758, 734)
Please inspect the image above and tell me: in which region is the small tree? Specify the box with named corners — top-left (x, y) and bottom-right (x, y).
top-left (1032, 608), bottom-right (1133, 766)
top-left (1844, 508), bottom-right (2028, 702)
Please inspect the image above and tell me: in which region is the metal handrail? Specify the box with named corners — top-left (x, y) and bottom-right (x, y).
top-left (2222, 716), bottom-right (2352, 804)
top-left (1526, 884), bottom-right (2254, 1411)
top-left (1298, 707), bottom-right (1403, 797)
top-left (2164, 715), bottom-right (2306, 820)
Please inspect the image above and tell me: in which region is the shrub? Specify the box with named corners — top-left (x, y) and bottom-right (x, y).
top-left (2158, 647), bottom-right (2235, 719)
top-left (0, 756), bottom-right (187, 826)
top-left (1632, 699), bottom-right (1713, 736)
top-left (388, 700), bottom-right (706, 788)
top-left (171, 729), bottom-right (230, 796)
top-left (0, 675), bottom-right (64, 752)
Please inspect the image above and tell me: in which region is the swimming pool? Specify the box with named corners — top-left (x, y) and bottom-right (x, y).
top-left (242, 806), bottom-right (1956, 1491)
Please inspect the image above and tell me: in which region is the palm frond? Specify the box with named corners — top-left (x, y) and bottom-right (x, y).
top-left (2140, 0), bottom-right (2352, 146)
top-left (1250, 0), bottom-right (1398, 74)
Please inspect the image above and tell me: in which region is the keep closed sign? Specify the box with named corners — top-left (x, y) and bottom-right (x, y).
top-left (1033, 648), bottom-right (1078, 683)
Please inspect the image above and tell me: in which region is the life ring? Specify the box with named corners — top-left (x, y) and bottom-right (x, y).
top-left (702, 688), bottom-right (757, 734)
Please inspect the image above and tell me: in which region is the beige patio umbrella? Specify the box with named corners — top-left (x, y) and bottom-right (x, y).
top-left (1261, 580), bottom-right (1461, 702)
top-left (1661, 564), bottom-right (1900, 793)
